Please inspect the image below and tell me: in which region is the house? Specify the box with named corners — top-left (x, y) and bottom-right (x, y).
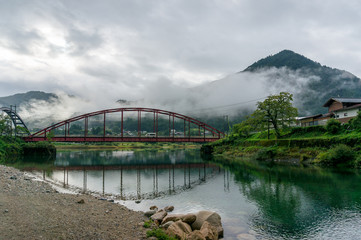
top-left (298, 113), bottom-right (333, 127)
top-left (323, 98), bottom-right (361, 123)
top-left (299, 97), bottom-right (361, 126)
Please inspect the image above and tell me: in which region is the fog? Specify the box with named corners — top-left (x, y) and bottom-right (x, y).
top-left (15, 67), bottom-right (324, 128)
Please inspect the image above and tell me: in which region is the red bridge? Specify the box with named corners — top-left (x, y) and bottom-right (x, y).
top-left (22, 107), bottom-right (225, 143)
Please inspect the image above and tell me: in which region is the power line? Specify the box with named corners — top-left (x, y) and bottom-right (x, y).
top-left (187, 96), bottom-right (268, 113)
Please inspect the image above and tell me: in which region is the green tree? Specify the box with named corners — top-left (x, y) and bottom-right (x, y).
top-left (350, 111), bottom-right (361, 131)
top-left (254, 92), bottom-right (298, 138)
top-left (0, 115), bottom-right (12, 136)
top-left (233, 114), bottom-right (265, 138)
top-left (326, 118), bottom-right (342, 134)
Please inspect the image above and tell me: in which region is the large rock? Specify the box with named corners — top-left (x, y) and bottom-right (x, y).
top-left (166, 220), bottom-right (192, 240)
top-left (187, 230), bottom-right (206, 240)
top-left (161, 214), bottom-right (184, 225)
top-left (151, 209), bottom-right (167, 223)
top-left (144, 210), bottom-right (157, 218)
top-left (181, 214), bottom-right (197, 225)
top-left (200, 221), bottom-right (218, 240)
top-left (160, 220), bottom-right (174, 229)
top-left (191, 211), bottom-right (223, 238)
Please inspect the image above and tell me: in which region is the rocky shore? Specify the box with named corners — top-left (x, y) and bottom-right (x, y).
top-left (0, 165), bottom-right (148, 240)
top-left (145, 206), bottom-right (223, 240)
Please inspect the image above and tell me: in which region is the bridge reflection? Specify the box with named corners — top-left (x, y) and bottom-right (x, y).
top-left (40, 162), bottom-right (229, 200)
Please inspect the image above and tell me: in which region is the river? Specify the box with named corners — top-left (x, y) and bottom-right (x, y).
top-left (15, 149), bottom-right (361, 239)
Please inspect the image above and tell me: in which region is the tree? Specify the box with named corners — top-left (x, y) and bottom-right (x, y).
top-left (350, 111), bottom-right (361, 131)
top-left (254, 92), bottom-right (298, 138)
top-left (326, 118), bottom-right (341, 134)
top-left (0, 114), bottom-right (12, 136)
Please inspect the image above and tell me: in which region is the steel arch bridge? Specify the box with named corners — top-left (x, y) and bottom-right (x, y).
top-left (0, 107), bottom-right (30, 135)
top-left (23, 107), bottom-right (225, 143)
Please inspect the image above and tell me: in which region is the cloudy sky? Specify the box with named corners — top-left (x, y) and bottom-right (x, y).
top-left (1, 0), bottom-right (361, 103)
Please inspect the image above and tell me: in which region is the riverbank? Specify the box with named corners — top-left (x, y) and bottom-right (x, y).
top-left (0, 137), bottom-right (56, 163)
top-left (0, 164), bottom-right (148, 239)
top-left (202, 126), bottom-right (361, 167)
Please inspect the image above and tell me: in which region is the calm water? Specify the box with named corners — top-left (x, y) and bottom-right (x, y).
top-left (18, 149), bottom-right (361, 239)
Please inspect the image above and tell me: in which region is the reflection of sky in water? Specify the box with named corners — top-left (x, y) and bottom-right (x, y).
top-left (27, 150), bottom-right (361, 239)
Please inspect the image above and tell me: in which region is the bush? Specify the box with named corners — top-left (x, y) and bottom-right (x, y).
top-left (290, 126), bottom-right (326, 135)
top-left (326, 119), bottom-right (342, 134)
top-left (254, 146), bottom-right (277, 161)
top-left (315, 144), bottom-right (355, 166)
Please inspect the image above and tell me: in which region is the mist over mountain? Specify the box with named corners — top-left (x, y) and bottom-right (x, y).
top-left (241, 50), bottom-right (361, 115)
top-left (0, 91), bottom-right (57, 108)
top-left (2, 50), bottom-right (361, 129)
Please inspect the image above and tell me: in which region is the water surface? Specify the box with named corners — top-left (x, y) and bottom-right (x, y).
top-left (18, 149), bottom-right (361, 239)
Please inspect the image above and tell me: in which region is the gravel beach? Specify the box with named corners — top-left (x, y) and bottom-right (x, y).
top-left (0, 165), bottom-right (148, 240)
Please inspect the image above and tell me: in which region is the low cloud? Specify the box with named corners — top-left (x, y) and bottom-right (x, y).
top-left (17, 67), bottom-right (325, 129)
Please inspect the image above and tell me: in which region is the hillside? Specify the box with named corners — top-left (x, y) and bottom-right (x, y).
top-left (0, 91), bottom-right (57, 108)
top-left (242, 50), bottom-right (361, 115)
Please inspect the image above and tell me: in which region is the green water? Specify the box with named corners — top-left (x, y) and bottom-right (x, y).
top-left (14, 149), bottom-right (361, 239)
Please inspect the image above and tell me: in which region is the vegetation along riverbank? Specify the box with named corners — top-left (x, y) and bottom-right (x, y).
top-left (0, 137), bottom-right (56, 164)
top-left (202, 93), bottom-right (361, 168)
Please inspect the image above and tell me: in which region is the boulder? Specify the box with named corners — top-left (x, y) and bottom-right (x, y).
top-left (187, 230), bottom-right (206, 240)
top-left (150, 205), bottom-right (158, 211)
top-left (164, 205), bottom-right (174, 212)
top-left (151, 209), bottom-right (167, 223)
top-left (191, 211), bottom-right (223, 238)
top-left (144, 210), bottom-right (157, 218)
top-left (160, 220), bottom-right (174, 229)
top-left (181, 214), bottom-right (197, 225)
top-left (166, 220), bottom-right (192, 240)
top-left (161, 214), bottom-right (183, 225)
top-left (200, 221), bottom-right (218, 240)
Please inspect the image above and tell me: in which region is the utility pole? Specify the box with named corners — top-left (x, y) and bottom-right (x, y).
top-left (9, 105), bottom-right (13, 138)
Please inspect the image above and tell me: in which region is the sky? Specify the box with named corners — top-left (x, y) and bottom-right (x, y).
top-left (1, 0), bottom-right (361, 110)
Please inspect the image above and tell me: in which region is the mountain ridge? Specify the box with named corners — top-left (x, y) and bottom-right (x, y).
top-left (0, 91), bottom-right (57, 108)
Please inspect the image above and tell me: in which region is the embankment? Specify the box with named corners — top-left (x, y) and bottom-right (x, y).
top-left (201, 136), bottom-right (361, 167)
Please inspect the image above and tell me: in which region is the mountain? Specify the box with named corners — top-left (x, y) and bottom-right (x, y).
top-left (0, 91), bottom-right (57, 108)
top-left (243, 50), bottom-right (361, 115)
top-left (243, 50), bottom-right (322, 72)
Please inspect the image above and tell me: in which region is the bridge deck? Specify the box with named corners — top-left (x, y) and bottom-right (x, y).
top-left (23, 136), bottom-right (220, 143)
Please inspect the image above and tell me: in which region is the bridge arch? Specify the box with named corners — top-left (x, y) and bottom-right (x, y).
top-left (24, 107), bottom-right (225, 142)
top-left (0, 107), bottom-right (30, 135)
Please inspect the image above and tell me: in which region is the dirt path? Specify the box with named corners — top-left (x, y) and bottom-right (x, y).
top-left (0, 165), bottom-right (148, 240)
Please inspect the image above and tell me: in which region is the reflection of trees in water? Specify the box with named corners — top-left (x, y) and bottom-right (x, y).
top-left (218, 159), bottom-right (361, 238)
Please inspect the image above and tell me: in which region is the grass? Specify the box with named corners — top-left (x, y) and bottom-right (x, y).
top-left (146, 228), bottom-right (177, 240)
top-left (143, 219), bottom-right (153, 228)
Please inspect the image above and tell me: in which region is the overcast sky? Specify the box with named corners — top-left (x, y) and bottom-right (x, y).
top-left (1, 0), bottom-right (361, 102)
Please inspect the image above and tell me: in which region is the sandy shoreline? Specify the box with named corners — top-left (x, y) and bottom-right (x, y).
top-left (0, 164), bottom-right (148, 240)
